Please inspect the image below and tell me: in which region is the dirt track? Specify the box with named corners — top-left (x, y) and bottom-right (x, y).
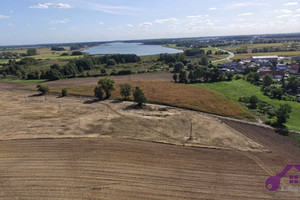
top-left (0, 89), bottom-right (300, 199)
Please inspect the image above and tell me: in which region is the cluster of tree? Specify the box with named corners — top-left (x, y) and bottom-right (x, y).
top-left (246, 72), bottom-right (299, 101)
top-left (158, 53), bottom-right (187, 64)
top-left (51, 46), bottom-right (66, 51)
top-left (184, 48), bottom-right (205, 56)
top-left (235, 46), bottom-right (248, 54)
top-left (0, 51), bottom-right (23, 59)
top-left (215, 50), bottom-right (228, 55)
top-left (70, 44), bottom-right (84, 50)
top-left (72, 51), bottom-right (83, 55)
top-left (26, 48), bottom-right (38, 56)
top-left (91, 54), bottom-right (140, 66)
top-left (173, 65), bottom-right (234, 84)
top-left (239, 95), bottom-right (292, 126)
top-left (252, 46), bottom-right (300, 53)
top-left (94, 78), bottom-right (147, 107)
top-left (0, 53), bottom-right (142, 81)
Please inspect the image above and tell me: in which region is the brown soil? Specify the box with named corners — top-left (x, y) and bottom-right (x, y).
top-left (0, 89), bottom-right (299, 199)
top-left (40, 72), bottom-right (173, 87)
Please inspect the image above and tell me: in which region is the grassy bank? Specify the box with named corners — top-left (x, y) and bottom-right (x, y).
top-left (194, 79), bottom-right (300, 132)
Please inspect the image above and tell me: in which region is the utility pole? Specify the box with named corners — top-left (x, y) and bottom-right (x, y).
top-left (189, 122), bottom-right (193, 140)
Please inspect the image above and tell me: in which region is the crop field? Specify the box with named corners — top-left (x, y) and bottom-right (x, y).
top-left (0, 88), bottom-right (299, 199)
top-left (196, 79), bottom-right (300, 132)
top-left (48, 80), bottom-right (254, 120)
top-left (222, 43), bottom-right (296, 51)
top-left (232, 51), bottom-right (300, 59)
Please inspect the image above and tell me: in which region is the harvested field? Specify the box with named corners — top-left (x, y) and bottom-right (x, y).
top-left (1, 89), bottom-right (300, 199)
top-left (0, 89), bottom-right (259, 151)
top-left (49, 81), bottom-right (254, 120)
top-left (39, 73), bottom-right (173, 87)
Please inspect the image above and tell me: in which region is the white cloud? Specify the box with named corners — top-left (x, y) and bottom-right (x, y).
top-left (275, 9), bottom-right (293, 14)
top-left (137, 22), bottom-right (153, 28)
top-left (8, 24), bottom-right (14, 26)
top-left (225, 2), bottom-right (268, 10)
top-left (154, 18), bottom-right (177, 24)
top-left (50, 19), bottom-right (69, 24)
top-left (296, 9), bottom-right (300, 12)
top-left (55, 3), bottom-right (72, 9)
top-left (277, 14), bottom-right (293, 18)
top-left (80, 2), bottom-right (138, 15)
top-left (98, 21), bottom-right (104, 25)
top-left (49, 28), bottom-right (57, 30)
top-left (187, 15), bottom-right (202, 19)
top-left (127, 24), bottom-right (133, 27)
top-left (209, 7), bottom-right (217, 10)
top-left (30, 3), bottom-right (53, 9)
top-left (0, 15), bottom-right (10, 19)
top-left (283, 2), bottom-right (298, 6)
top-left (238, 12), bottom-right (253, 17)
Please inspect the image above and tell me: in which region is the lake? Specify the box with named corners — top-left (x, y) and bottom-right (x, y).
top-left (82, 42), bottom-right (183, 56)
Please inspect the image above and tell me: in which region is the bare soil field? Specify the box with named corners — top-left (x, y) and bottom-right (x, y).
top-left (40, 72), bottom-right (173, 87)
top-left (0, 89), bottom-right (300, 199)
top-left (0, 89), bottom-right (259, 151)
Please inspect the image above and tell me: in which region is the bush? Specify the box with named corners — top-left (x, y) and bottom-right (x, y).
top-left (133, 87), bottom-right (147, 107)
top-left (97, 78), bottom-right (115, 99)
top-left (61, 88), bottom-right (67, 97)
top-left (120, 84), bottom-right (132, 100)
top-left (249, 95), bottom-right (258, 109)
top-left (36, 84), bottom-right (49, 95)
top-left (117, 70), bottom-right (132, 75)
top-left (94, 86), bottom-right (104, 99)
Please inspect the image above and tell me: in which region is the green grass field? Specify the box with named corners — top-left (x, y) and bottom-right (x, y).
top-left (232, 51), bottom-right (300, 59)
top-left (194, 79), bottom-right (300, 132)
top-left (0, 78), bottom-right (47, 85)
top-left (222, 43), bottom-right (295, 51)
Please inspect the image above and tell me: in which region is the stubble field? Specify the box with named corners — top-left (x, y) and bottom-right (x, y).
top-left (0, 88), bottom-right (300, 199)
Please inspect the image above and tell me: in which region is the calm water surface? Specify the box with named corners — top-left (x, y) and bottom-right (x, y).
top-left (82, 42), bottom-right (183, 56)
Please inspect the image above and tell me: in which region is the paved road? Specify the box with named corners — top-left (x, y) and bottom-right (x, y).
top-left (211, 47), bottom-right (235, 63)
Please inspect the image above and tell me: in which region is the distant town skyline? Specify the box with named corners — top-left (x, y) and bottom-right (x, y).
top-left (1, 0), bottom-right (300, 45)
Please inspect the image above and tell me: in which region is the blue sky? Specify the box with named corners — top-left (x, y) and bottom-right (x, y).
top-left (0, 0), bottom-right (300, 45)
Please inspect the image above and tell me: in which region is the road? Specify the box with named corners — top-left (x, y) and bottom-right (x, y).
top-left (211, 47), bottom-right (235, 63)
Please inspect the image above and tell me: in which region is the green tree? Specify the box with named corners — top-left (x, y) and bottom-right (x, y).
top-left (120, 84), bottom-right (132, 100)
top-left (98, 78), bottom-right (115, 99)
top-left (179, 70), bottom-right (188, 83)
top-left (94, 86), bottom-right (104, 99)
top-left (174, 62), bottom-right (184, 73)
top-left (173, 73), bottom-right (178, 83)
top-left (107, 59), bottom-right (117, 66)
top-left (199, 56), bottom-right (208, 66)
top-left (27, 48), bottom-right (37, 56)
top-left (36, 84), bottom-right (49, 95)
top-left (133, 87), bottom-right (147, 107)
top-left (263, 74), bottom-right (273, 87)
top-left (276, 104), bottom-right (292, 126)
top-left (61, 88), bottom-right (67, 97)
top-left (249, 95), bottom-right (258, 109)
top-left (2, 72), bottom-right (7, 78)
top-left (286, 76), bottom-right (300, 93)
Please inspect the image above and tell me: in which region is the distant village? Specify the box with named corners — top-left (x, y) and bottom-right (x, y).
top-left (222, 56), bottom-right (300, 80)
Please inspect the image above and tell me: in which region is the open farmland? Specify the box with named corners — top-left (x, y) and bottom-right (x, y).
top-left (232, 51), bottom-right (300, 59)
top-left (0, 88), bottom-right (299, 199)
top-left (46, 80), bottom-right (254, 120)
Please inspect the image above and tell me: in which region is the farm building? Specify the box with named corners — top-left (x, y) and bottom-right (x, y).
top-left (251, 56), bottom-right (278, 62)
